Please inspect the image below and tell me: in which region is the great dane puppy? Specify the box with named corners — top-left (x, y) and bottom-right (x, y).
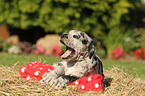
top-left (41, 30), bottom-right (104, 88)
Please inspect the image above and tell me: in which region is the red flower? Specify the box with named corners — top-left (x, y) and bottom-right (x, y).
top-left (134, 47), bottom-right (145, 59)
top-left (37, 44), bottom-right (45, 53)
top-left (34, 49), bottom-right (39, 55)
top-left (50, 45), bottom-right (62, 57)
top-left (44, 50), bottom-right (49, 55)
top-left (141, 52), bottom-right (145, 59)
top-left (140, 47), bottom-right (144, 53)
top-left (34, 44), bottom-right (49, 55)
top-left (112, 46), bottom-right (124, 59)
top-left (134, 50), bottom-right (140, 58)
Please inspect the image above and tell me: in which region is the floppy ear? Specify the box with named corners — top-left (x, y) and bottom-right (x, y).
top-left (88, 41), bottom-right (96, 59)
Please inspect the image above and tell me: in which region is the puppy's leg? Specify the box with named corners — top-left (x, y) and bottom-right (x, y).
top-left (41, 62), bottom-right (65, 84)
top-left (51, 75), bottom-right (79, 89)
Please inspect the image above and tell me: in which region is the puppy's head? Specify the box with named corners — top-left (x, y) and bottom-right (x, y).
top-left (60, 30), bottom-right (96, 61)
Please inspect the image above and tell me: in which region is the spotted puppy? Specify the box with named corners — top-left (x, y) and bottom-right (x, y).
top-left (41, 30), bottom-right (104, 88)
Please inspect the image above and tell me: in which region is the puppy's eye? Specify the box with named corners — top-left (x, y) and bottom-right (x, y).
top-left (73, 35), bottom-right (80, 39)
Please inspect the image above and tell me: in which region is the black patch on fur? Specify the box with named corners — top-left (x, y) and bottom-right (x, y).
top-left (88, 41), bottom-right (95, 59)
top-left (54, 71), bottom-right (58, 75)
top-left (92, 55), bottom-right (97, 63)
top-left (88, 41), bottom-right (94, 52)
top-left (91, 56), bottom-right (104, 77)
top-left (60, 40), bottom-right (65, 45)
top-left (62, 75), bottom-right (79, 83)
top-left (57, 63), bottom-right (62, 66)
top-left (80, 32), bottom-right (85, 38)
top-left (73, 35), bottom-right (80, 39)
top-left (89, 51), bottom-right (94, 59)
top-left (80, 53), bottom-right (84, 56)
top-left (82, 39), bottom-right (88, 44)
top-left (61, 33), bottom-right (68, 39)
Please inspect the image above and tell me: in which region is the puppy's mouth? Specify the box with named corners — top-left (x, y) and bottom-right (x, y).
top-left (60, 40), bottom-right (75, 59)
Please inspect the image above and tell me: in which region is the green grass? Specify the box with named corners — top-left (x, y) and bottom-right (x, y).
top-left (0, 53), bottom-right (61, 66)
top-left (103, 60), bottom-right (145, 79)
top-left (0, 53), bottom-right (144, 79)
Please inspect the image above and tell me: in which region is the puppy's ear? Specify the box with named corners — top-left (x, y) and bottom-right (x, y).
top-left (88, 41), bottom-right (96, 59)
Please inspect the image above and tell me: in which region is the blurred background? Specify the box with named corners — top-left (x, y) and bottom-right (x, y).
top-left (0, 0), bottom-right (145, 60)
top-left (0, 1), bottom-right (145, 95)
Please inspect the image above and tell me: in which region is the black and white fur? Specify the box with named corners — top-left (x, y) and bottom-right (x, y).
top-left (41, 30), bottom-right (104, 88)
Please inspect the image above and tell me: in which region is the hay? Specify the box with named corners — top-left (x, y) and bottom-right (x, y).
top-left (0, 65), bottom-right (144, 96)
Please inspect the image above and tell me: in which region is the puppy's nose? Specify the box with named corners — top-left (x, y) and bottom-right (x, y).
top-left (60, 33), bottom-right (68, 38)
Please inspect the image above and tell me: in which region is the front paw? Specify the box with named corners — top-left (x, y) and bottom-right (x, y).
top-left (40, 72), bottom-right (58, 83)
top-left (50, 77), bottom-right (68, 89)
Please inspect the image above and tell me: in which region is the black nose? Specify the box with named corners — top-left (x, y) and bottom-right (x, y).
top-left (61, 33), bottom-right (68, 38)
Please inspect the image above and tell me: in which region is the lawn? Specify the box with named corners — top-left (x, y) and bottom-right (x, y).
top-left (0, 53), bottom-right (144, 79)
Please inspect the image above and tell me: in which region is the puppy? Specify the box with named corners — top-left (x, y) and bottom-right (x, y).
top-left (41, 30), bottom-right (104, 88)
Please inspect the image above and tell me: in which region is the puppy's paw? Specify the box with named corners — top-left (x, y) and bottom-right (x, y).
top-left (40, 72), bottom-right (58, 83)
top-left (50, 77), bottom-right (68, 89)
